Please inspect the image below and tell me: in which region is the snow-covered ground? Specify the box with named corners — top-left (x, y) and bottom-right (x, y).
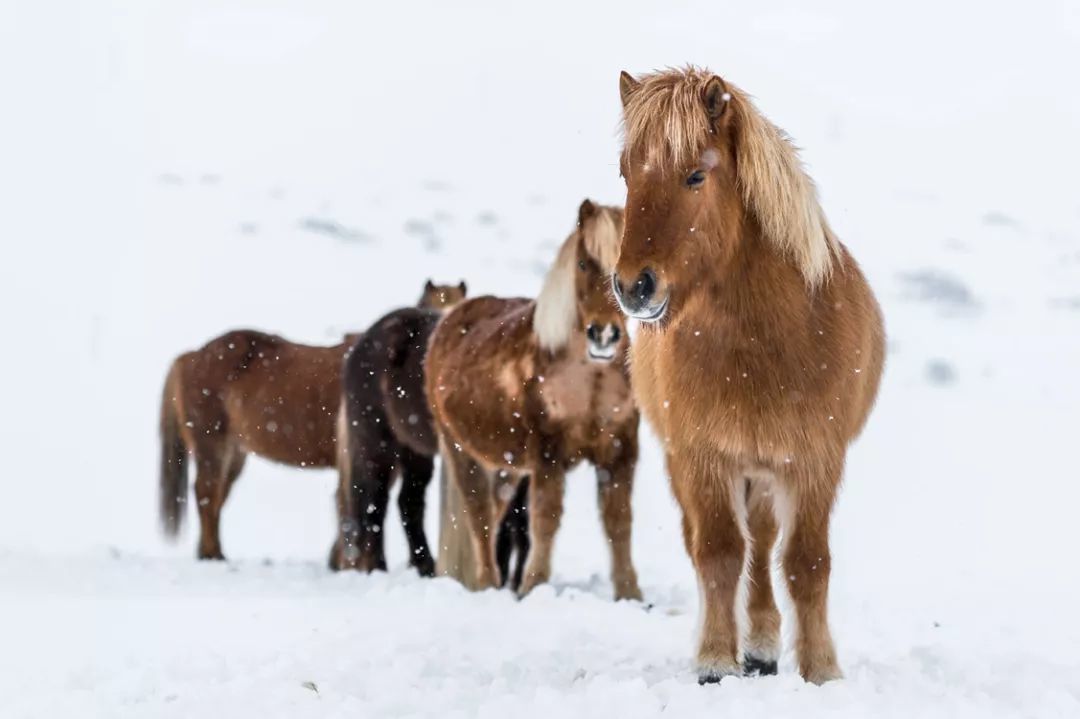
top-left (2, 1), bottom-right (1079, 716)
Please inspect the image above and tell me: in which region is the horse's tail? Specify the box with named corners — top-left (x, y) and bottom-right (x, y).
top-left (159, 359), bottom-right (189, 538)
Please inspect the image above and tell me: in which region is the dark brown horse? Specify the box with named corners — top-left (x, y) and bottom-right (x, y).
top-left (426, 200), bottom-right (642, 600)
top-left (159, 281), bottom-right (465, 561)
top-left (614, 67), bottom-right (885, 683)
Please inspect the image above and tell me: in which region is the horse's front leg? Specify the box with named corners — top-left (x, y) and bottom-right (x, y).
top-left (778, 462), bottom-right (844, 684)
top-left (670, 451), bottom-right (747, 683)
top-left (596, 457), bottom-right (642, 601)
top-left (518, 462), bottom-right (565, 597)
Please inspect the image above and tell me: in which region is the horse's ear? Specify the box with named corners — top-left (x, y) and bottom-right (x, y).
top-left (619, 71), bottom-right (640, 108)
top-left (458, 281), bottom-right (467, 295)
top-left (578, 199), bottom-right (597, 228)
top-left (703, 75), bottom-right (731, 122)
top-left (425, 279), bottom-right (435, 290)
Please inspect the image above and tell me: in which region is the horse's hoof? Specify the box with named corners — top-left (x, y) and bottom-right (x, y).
top-left (697, 661), bottom-right (740, 685)
top-left (197, 550), bottom-right (225, 561)
top-left (743, 656), bottom-right (778, 677)
top-left (801, 664), bottom-right (843, 685)
top-left (413, 558), bottom-right (436, 578)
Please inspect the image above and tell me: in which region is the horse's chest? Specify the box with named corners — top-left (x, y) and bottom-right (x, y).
top-left (538, 360), bottom-right (594, 421)
top-left (537, 361), bottom-right (633, 442)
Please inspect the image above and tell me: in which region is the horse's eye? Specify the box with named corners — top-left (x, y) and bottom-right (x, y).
top-left (686, 170), bottom-right (706, 188)
top-left (578, 260), bottom-right (587, 271)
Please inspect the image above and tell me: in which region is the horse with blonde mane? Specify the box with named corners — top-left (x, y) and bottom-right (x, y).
top-left (426, 200), bottom-right (642, 600)
top-left (613, 68), bottom-right (885, 684)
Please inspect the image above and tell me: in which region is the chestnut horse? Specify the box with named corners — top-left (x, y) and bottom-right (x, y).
top-left (159, 281), bottom-right (465, 561)
top-left (613, 68), bottom-right (884, 684)
top-left (426, 200), bottom-right (642, 600)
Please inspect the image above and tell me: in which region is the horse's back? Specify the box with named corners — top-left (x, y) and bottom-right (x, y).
top-left (172, 328), bottom-right (346, 466)
top-left (429, 296), bottom-right (534, 359)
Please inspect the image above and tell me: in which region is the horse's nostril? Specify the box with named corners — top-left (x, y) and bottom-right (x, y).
top-left (586, 324), bottom-right (600, 342)
top-left (609, 326), bottom-right (621, 343)
top-left (631, 269), bottom-right (657, 304)
top-left (611, 273), bottom-right (626, 301)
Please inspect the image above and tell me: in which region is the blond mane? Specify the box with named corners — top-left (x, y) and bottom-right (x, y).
top-left (534, 204), bottom-right (623, 351)
top-left (621, 66), bottom-right (839, 287)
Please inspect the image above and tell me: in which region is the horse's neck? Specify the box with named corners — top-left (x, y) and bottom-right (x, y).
top-left (698, 226), bottom-right (814, 340)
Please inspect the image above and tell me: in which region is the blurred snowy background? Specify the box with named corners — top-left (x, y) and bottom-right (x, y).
top-left (1, 1), bottom-right (1079, 717)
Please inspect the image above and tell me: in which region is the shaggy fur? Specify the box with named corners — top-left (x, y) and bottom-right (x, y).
top-left (620, 66), bottom-right (838, 287)
top-left (614, 67), bottom-right (885, 684)
top-left (159, 281), bottom-right (465, 561)
top-left (427, 200), bottom-right (642, 600)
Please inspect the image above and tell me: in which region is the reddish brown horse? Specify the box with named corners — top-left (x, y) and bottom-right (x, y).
top-left (426, 200), bottom-right (642, 600)
top-left (159, 281), bottom-right (466, 561)
top-left (613, 67), bottom-right (885, 683)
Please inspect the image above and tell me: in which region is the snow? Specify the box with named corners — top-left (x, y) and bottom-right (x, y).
top-left (2, 0), bottom-right (1079, 717)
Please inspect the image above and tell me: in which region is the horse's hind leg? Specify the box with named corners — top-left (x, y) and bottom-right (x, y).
top-left (744, 480), bottom-right (781, 676)
top-left (193, 448), bottom-right (229, 560)
top-left (495, 505), bottom-right (514, 588)
top-left (440, 435), bottom-right (500, 589)
top-left (339, 442), bottom-right (394, 572)
top-left (397, 447), bottom-right (435, 577)
top-left (509, 476), bottom-right (530, 592)
top-left (596, 458), bottom-right (642, 601)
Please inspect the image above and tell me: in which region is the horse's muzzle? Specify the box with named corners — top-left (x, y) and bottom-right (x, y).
top-left (586, 322), bottom-right (621, 362)
top-left (612, 269), bottom-right (668, 323)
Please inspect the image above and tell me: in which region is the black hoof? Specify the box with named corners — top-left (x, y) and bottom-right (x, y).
top-left (743, 656), bottom-right (778, 677)
top-left (413, 557), bottom-right (436, 578)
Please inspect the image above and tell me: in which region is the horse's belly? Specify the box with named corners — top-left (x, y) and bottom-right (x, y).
top-left (226, 384), bottom-right (339, 468)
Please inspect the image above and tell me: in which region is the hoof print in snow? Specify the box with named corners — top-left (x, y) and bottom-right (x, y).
top-left (982, 211), bottom-right (1020, 229)
top-left (299, 217), bottom-right (371, 243)
top-left (898, 269), bottom-right (979, 315)
top-left (925, 359), bottom-right (957, 385)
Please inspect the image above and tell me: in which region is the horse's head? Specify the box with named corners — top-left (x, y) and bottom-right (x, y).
top-left (419, 280), bottom-right (468, 312)
top-left (612, 67), bottom-right (837, 325)
top-left (535, 200), bottom-right (627, 363)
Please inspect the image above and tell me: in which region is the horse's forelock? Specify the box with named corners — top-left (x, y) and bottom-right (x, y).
top-left (583, 208), bottom-right (622, 274)
top-left (621, 66), bottom-right (713, 171)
